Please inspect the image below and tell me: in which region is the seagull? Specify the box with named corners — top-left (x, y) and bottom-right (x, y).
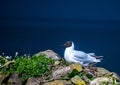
top-left (63, 41), bottom-right (103, 66)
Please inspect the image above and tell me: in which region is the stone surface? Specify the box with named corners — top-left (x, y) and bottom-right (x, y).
top-left (90, 73), bottom-right (120, 85)
top-left (71, 76), bottom-right (86, 85)
top-left (54, 60), bottom-right (60, 66)
top-left (90, 77), bottom-right (113, 85)
top-left (52, 66), bottom-right (71, 79)
top-left (70, 62), bottom-right (83, 72)
top-left (0, 73), bottom-right (9, 85)
top-left (43, 80), bottom-right (71, 85)
top-left (52, 63), bottom-right (83, 79)
top-left (111, 72), bottom-right (120, 81)
top-left (26, 78), bottom-right (40, 85)
top-left (36, 50), bottom-right (61, 60)
top-left (7, 72), bottom-right (22, 85)
top-left (95, 67), bottom-right (110, 77)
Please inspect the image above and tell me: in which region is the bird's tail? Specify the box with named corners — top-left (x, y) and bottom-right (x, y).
top-left (95, 58), bottom-right (102, 62)
top-left (88, 53), bottom-right (103, 62)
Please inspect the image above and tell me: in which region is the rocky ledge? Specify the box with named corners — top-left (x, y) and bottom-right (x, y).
top-left (0, 50), bottom-right (120, 85)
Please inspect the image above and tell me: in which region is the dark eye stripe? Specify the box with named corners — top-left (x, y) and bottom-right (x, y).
top-left (64, 41), bottom-right (73, 47)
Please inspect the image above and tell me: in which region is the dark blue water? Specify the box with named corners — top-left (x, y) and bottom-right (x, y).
top-left (0, 22), bottom-right (120, 74)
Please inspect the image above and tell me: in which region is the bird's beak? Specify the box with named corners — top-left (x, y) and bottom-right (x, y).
top-left (61, 44), bottom-right (66, 47)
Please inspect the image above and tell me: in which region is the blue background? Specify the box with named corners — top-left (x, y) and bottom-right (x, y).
top-left (0, 0), bottom-right (120, 74)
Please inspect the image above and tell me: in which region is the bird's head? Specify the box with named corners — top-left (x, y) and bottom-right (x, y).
top-left (63, 41), bottom-right (73, 47)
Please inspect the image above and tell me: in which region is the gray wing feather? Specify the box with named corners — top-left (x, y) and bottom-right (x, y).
top-left (73, 50), bottom-right (87, 58)
top-left (72, 50), bottom-right (88, 62)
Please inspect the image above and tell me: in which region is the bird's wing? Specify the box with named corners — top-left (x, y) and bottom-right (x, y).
top-left (73, 50), bottom-right (87, 58)
top-left (73, 56), bottom-right (84, 61)
top-left (87, 53), bottom-right (103, 59)
top-left (87, 53), bottom-right (95, 56)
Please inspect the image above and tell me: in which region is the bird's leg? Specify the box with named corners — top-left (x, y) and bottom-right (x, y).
top-left (60, 58), bottom-right (70, 66)
top-left (83, 62), bottom-right (96, 72)
top-left (89, 62), bottom-right (96, 69)
top-left (83, 63), bottom-right (97, 78)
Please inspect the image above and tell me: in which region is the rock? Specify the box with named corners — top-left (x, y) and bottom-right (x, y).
top-left (82, 75), bottom-right (91, 83)
top-left (95, 67), bottom-right (110, 77)
top-left (7, 72), bottom-right (22, 85)
top-left (52, 66), bottom-right (71, 79)
top-left (0, 73), bottom-right (9, 85)
top-left (90, 77), bottom-right (111, 85)
top-left (111, 72), bottom-right (120, 80)
top-left (90, 77), bottom-right (113, 85)
top-left (70, 62), bottom-right (83, 72)
top-left (105, 72), bottom-right (120, 84)
top-left (52, 63), bottom-right (82, 79)
top-left (26, 78), bottom-right (40, 85)
top-left (54, 61), bottom-right (60, 66)
top-left (36, 50), bottom-right (61, 60)
top-left (43, 80), bottom-right (71, 85)
top-left (71, 76), bottom-right (86, 85)
top-left (90, 74), bottom-right (120, 85)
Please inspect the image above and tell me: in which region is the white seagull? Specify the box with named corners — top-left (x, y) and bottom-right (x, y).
top-left (63, 41), bottom-right (103, 66)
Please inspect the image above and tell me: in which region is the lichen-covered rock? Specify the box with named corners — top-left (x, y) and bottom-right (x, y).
top-left (111, 72), bottom-right (120, 81)
top-left (70, 62), bottom-right (83, 72)
top-left (82, 75), bottom-right (91, 83)
top-left (95, 67), bottom-right (110, 77)
top-left (43, 80), bottom-right (71, 85)
top-left (71, 76), bottom-right (86, 85)
top-left (0, 73), bottom-right (9, 85)
top-left (36, 50), bottom-right (61, 60)
top-left (90, 77), bottom-right (111, 85)
top-left (7, 73), bottom-right (22, 85)
top-left (90, 76), bottom-right (119, 85)
top-left (52, 63), bottom-right (82, 79)
top-left (54, 60), bottom-right (60, 66)
top-left (26, 78), bottom-right (40, 85)
top-left (52, 66), bottom-right (71, 79)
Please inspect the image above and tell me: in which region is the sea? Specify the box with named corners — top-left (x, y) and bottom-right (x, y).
top-left (0, 19), bottom-right (120, 75)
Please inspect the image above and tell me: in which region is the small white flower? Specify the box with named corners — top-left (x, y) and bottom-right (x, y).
top-left (6, 56), bottom-right (12, 60)
top-left (15, 52), bottom-right (18, 57)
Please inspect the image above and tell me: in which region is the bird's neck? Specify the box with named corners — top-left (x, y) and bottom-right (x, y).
top-left (66, 43), bottom-right (75, 51)
top-left (71, 43), bottom-right (74, 50)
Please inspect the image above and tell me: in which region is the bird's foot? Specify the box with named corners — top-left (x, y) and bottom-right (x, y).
top-left (83, 63), bottom-right (97, 78)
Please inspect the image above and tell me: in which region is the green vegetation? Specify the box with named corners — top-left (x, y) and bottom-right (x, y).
top-left (67, 69), bottom-right (79, 78)
top-left (0, 54), bottom-right (55, 82)
top-left (0, 57), bottom-right (6, 66)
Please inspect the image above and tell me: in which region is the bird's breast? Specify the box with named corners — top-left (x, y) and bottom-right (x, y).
top-left (64, 50), bottom-right (75, 62)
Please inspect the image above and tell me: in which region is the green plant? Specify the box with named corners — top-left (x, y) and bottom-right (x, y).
top-left (0, 67), bottom-right (8, 74)
top-left (67, 69), bottom-right (79, 78)
top-left (0, 54), bottom-right (55, 82)
top-left (0, 57), bottom-right (6, 66)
